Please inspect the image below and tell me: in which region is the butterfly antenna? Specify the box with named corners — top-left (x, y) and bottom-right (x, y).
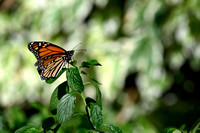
top-left (72, 43), bottom-right (82, 50)
top-left (74, 49), bottom-right (87, 52)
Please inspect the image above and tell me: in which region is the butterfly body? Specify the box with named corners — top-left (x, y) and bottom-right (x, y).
top-left (28, 41), bottom-right (74, 80)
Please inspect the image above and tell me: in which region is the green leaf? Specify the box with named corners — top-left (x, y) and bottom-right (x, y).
top-left (72, 112), bottom-right (85, 117)
top-left (85, 97), bottom-right (96, 107)
top-left (81, 71), bottom-right (101, 85)
top-left (162, 128), bottom-right (181, 133)
top-left (101, 124), bottom-right (122, 133)
top-left (87, 60), bottom-right (102, 66)
top-left (79, 60), bottom-right (101, 68)
top-left (31, 102), bottom-right (43, 111)
top-left (0, 115), bottom-right (3, 130)
top-left (57, 92), bottom-right (76, 125)
top-left (90, 103), bottom-right (103, 129)
top-left (15, 126), bottom-right (41, 133)
top-left (42, 117), bottom-right (55, 132)
top-left (50, 81), bottom-right (69, 114)
top-left (78, 128), bottom-right (92, 133)
top-left (90, 82), bottom-right (102, 109)
top-left (45, 68), bottom-right (67, 84)
top-left (70, 60), bottom-right (77, 67)
top-left (66, 67), bottom-right (84, 92)
top-left (191, 122), bottom-right (200, 133)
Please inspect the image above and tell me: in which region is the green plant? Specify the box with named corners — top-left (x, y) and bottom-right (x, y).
top-left (162, 122), bottom-right (200, 133)
top-left (15, 60), bottom-right (122, 133)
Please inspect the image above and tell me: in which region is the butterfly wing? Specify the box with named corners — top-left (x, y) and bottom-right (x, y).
top-left (38, 56), bottom-right (67, 80)
top-left (28, 41), bottom-right (66, 59)
top-left (28, 41), bottom-right (67, 80)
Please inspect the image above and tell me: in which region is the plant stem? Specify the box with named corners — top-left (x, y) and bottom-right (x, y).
top-left (83, 82), bottom-right (91, 86)
top-left (79, 92), bottom-right (95, 130)
top-left (85, 106), bottom-right (95, 130)
top-left (80, 92), bottom-right (87, 107)
top-left (52, 124), bottom-right (61, 133)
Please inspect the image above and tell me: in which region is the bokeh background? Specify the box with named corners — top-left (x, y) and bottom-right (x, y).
top-left (0, 0), bottom-right (200, 132)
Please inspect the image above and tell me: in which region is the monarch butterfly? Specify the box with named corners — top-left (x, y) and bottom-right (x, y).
top-left (28, 41), bottom-right (75, 80)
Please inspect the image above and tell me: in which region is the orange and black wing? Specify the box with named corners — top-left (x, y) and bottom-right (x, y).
top-left (28, 41), bottom-right (66, 60)
top-left (28, 41), bottom-right (67, 80)
top-left (37, 56), bottom-right (67, 80)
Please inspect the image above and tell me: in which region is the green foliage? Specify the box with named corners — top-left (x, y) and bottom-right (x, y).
top-left (89, 103), bottom-right (103, 129)
top-left (42, 117), bottom-right (55, 132)
top-left (191, 122), bottom-right (200, 133)
top-left (16, 59), bottom-right (122, 132)
top-left (50, 81), bottom-right (69, 114)
top-left (90, 82), bottom-right (102, 109)
top-left (81, 71), bottom-right (102, 85)
top-left (57, 92), bottom-right (76, 125)
top-left (79, 60), bottom-right (102, 69)
top-left (162, 122), bottom-right (200, 133)
top-left (1, 0), bottom-right (200, 132)
top-left (101, 124), bottom-right (123, 133)
top-left (0, 115), bottom-right (2, 130)
top-left (162, 128), bottom-right (182, 133)
top-left (66, 67), bottom-right (84, 92)
top-left (15, 126), bottom-right (41, 133)
top-left (78, 128), bottom-right (94, 133)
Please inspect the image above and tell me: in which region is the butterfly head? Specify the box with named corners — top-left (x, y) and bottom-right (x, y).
top-left (65, 50), bottom-right (74, 62)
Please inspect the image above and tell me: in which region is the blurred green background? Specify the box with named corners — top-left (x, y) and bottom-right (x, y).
top-left (0, 0), bottom-right (200, 132)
